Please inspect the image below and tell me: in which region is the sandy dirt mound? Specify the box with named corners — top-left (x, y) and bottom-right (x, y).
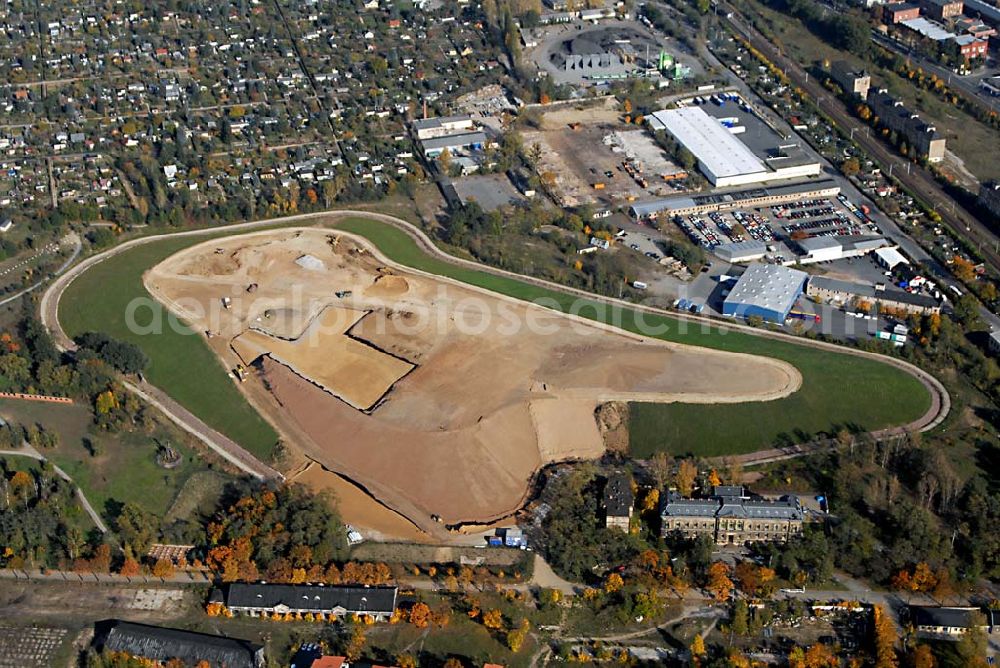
top-left (595, 401), bottom-right (629, 454)
top-left (367, 274), bottom-right (409, 297)
top-left (144, 228), bottom-right (802, 526)
top-left (530, 398), bottom-right (606, 461)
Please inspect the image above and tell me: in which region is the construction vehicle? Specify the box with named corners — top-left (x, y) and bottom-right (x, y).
top-left (592, 182), bottom-right (605, 190)
top-left (233, 364), bottom-right (248, 382)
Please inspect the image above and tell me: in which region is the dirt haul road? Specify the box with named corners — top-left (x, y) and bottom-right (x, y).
top-left (144, 228), bottom-right (801, 527)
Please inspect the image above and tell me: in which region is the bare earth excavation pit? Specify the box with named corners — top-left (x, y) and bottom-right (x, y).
top-left (144, 228), bottom-right (801, 533)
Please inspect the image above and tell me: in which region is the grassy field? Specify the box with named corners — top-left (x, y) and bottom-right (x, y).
top-left (56, 215), bottom-right (932, 461)
top-left (0, 398), bottom-right (234, 522)
top-left (58, 236), bottom-right (279, 459)
top-left (335, 217), bottom-right (931, 457)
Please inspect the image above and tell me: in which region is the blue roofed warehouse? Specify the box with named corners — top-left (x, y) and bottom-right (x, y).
top-left (722, 263), bottom-right (808, 323)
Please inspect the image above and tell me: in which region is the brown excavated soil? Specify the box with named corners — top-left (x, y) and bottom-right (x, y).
top-left (291, 462), bottom-right (429, 543)
top-left (233, 306), bottom-right (414, 410)
top-left (144, 228), bottom-right (802, 528)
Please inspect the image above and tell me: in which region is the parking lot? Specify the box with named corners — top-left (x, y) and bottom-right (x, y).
top-left (452, 174), bottom-right (530, 212)
top-left (618, 229), bottom-right (664, 259)
top-left (673, 191), bottom-right (881, 256)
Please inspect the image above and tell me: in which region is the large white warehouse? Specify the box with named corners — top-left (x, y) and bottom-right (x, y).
top-left (648, 107), bottom-right (820, 188)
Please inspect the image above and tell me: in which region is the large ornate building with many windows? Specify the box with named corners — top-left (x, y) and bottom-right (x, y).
top-left (660, 486), bottom-right (805, 545)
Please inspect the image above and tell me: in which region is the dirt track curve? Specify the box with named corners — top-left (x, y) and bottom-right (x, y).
top-left (40, 210), bottom-right (949, 490)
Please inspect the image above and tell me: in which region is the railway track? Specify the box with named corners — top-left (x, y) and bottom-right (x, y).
top-left (721, 5), bottom-right (1000, 274)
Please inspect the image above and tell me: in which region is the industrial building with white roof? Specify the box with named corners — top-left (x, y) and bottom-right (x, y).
top-left (648, 107), bottom-right (766, 186)
top-left (647, 106), bottom-right (821, 188)
top-left (722, 263), bottom-right (808, 322)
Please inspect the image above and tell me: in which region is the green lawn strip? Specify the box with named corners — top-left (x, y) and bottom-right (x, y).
top-left (51, 430), bottom-right (210, 521)
top-left (55, 216), bottom-right (932, 463)
top-left (59, 236), bottom-right (278, 459)
top-left (335, 217), bottom-right (931, 456)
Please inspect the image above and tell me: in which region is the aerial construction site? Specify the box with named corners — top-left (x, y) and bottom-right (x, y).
top-left (143, 228), bottom-right (801, 532)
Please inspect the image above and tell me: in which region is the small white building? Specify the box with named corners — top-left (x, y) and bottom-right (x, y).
top-left (874, 246), bottom-right (909, 271)
top-left (797, 236), bottom-right (843, 264)
top-left (411, 115), bottom-right (475, 140)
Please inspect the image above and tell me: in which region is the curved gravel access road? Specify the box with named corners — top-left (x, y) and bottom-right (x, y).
top-left (40, 209), bottom-right (949, 487)
top-left (0, 444), bottom-right (108, 533)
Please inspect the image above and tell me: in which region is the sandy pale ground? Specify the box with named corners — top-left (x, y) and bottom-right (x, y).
top-left (290, 462), bottom-right (429, 543)
top-left (233, 306), bottom-right (414, 410)
top-left (144, 228), bottom-right (801, 528)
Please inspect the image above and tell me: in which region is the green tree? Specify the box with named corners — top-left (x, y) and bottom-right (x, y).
top-left (731, 599), bottom-right (750, 636)
top-left (0, 353), bottom-right (31, 384)
top-left (115, 502), bottom-right (159, 557)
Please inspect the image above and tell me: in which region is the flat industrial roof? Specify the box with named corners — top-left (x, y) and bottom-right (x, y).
top-left (421, 131), bottom-right (486, 151)
top-left (724, 263), bottom-right (807, 316)
top-left (649, 107), bottom-right (765, 179)
top-left (629, 178), bottom-right (840, 217)
top-left (412, 115), bottom-right (473, 131)
top-left (715, 240), bottom-right (768, 257)
top-left (901, 17), bottom-right (956, 40)
top-left (798, 236), bottom-right (842, 251)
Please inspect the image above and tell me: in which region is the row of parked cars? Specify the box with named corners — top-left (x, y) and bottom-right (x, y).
top-left (673, 297), bottom-right (705, 314)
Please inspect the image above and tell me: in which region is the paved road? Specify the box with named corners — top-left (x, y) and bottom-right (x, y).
top-left (0, 444), bottom-right (108, 533)
top-left (722, 5), bottom-right (1000, 278)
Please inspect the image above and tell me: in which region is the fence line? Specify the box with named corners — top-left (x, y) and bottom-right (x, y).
top-left (0, 392), bottom-right (73, 404)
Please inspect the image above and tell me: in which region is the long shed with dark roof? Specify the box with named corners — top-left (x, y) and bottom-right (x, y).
top-left (222, 583), bottom-right (398, 620)
top-left (94, 620), bottom-right (264, 668)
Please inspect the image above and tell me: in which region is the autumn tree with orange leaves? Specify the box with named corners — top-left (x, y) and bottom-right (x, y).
top-left (871, 604), bottom-right (899, 668)
top-left (734, 561), bottom-right (776, 597)
top-left (481, 608), bottom-right (504, 630)
top-left (908, 644), bottom-right (936, 668)
top-left (202, 483), bottom-right (351, 583)
top-left (789, 643), bottom-right (838, 668)
top-left (706, 561), bottom-right (734, 602)
top-left (118, 557), bottom-right (141, 578)
top-left (408, 602), bottom-right (432, 628)
top-left (890, 562), bottom-right (938, 594)
top-left (676, 460), bottom-right (698, 497)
